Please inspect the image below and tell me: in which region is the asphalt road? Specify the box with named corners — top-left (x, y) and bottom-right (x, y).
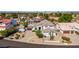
top-left (0, 39), bottom-right (79, 48)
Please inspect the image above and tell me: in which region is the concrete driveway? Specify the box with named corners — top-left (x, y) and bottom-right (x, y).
top-left (11, 30), bottom-right (43, 44)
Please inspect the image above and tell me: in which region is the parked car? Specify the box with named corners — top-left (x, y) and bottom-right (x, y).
top-left (18, 28), bottom-right (26, 32)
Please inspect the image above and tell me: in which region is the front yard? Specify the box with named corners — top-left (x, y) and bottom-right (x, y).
top-left (6, 30), bottom-right (79, 45)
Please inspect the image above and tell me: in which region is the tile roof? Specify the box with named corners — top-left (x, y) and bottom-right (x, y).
top-left (0, 26), bottom-right (5, 28)
top-left (58, 22), bottom-right (79, 30)
top-left (0, 19), bottom-right (12, 24)
top-left (34, 20), bottom-right (54, 26)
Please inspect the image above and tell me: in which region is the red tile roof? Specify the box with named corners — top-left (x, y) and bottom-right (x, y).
top-left (0, 26), bottom-right (5, 28)
top-left (0, 19), bottom-right (12, 24)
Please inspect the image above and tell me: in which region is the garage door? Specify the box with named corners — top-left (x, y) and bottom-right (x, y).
top-left (63, 31), bottom-right (70, 34)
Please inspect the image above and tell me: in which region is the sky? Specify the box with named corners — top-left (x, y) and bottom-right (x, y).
top-left (0, 0), bottom-right (79, 11)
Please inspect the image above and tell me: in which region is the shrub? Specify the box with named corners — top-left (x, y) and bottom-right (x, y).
top-left (50, 35), bottom-right (54, 40)
top-left (36, 30), bottom-right (43, 38)
top-left (62, 36), bottom-right (72, 44)
top-left (0, 29), bottom-right (18, 37)
top-left (58, 14), bottom-right (72, 22)
top-left (62, 36), bottom-right (70, 41)
top-left (32, 30), bottom-right (36, 32)
top-left (15, 34), bottom-right (20, 39)
top-left (75, 31), bottom-right (79, 35)
top-left (23, 22), bottom-right (28, 27)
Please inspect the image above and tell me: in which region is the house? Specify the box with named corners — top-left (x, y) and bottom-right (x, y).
top-left (48, 16), bottom-right (59, 21)
top-left (27, 24), bottom-right (34, 30)
top-left (32, 20), bottom-right (54, 30)
top-left (57, 22), bottom-right (79, 34)
top-left (11, 19), bottom-right (17, 25)
top-left (33, 20), bottom-right (57, 37)
top-left (33, 16), bottom-right (44, 23)
top-left (0, 19), bottom-right (14, 31)
top-left (0, 15), bottom-right (4, 20)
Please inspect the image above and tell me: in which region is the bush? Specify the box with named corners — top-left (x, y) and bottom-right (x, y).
top-left (75, 31), bottom-right (79, 35)
top-left (58, 14), bottom-right (72, 22)
top-left (62, 36), bottom-right (72, 44)
top-left (36, 30), bottom-right (43, 38)
top-left (32, 30), bottom-right (36, 32)
top-left (62, 36), bottom-right (70, 41)
top-left (15, 34), bottom-right (20, 39)
top-left (23, 22), bottom-right (28, 27)
top-left (0, 29), bottom-right (18, 37)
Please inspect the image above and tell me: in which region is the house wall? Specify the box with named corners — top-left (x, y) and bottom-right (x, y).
top-left (43, 26), bottom-right (54, 30)
top-left (0, 28), bottom-right (6, 31)
top-left (0, 23), bottom-right (6, 31)
top-left (0, 23), bottom-right (13, 31)
top-left (60, 29), bottom-right (75, 34)
top-left (6, 23), bottom-right (13, 29)
top-left (32, 26), bottom-right (43, 30)
top-left (43, 32), bottom-right (50, 37)
top-left (60, 30), bottom-right (63, 33)
top-left (33, 26), bottom-right (54, 31)
top-left (43, 32), bottom-right (56, 37)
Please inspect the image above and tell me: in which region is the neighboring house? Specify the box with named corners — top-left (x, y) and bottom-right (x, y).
top-left (28, 19), bottom-right (34, 24)
top-left (11, 19), bottom-right (17, 25)
top-left (33, 16), bottom-right (44, 23)
top-left (57, 22), bottom-right (79, 34)
top-left (33, 20), bottom-right (57, 37)
top-left (27, 16), bottom-right (44, 30)
top-left (0, 19), bottom-right (13, 31)
top-left (27, 24), bottom-right (34, 30)
top-left (48, 16), bottom-right (59, 21)
top-left (0, 15), bottom-right (4, 20)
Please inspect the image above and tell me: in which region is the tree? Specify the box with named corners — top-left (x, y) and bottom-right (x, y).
top-left (55, 13), bottom-right (62, 17)
top-left (23, 22), bottom-right (28, 27)
top-left (11, 14), bottom-right (18, 18)
top-left (44, 14), bottom-right (49, 19)
top-left (49, 32), bottom-right (54, 40)
top-left (0, 29), bottom-right (18, 37)
top-left (6, 14), bottom-right (18, 18)
top-left (0, 13), bottom-right (5, 17)
top-left (36, 30), bottom-right (43, 38)
top-left (58, 14), bottom-right (73, 22)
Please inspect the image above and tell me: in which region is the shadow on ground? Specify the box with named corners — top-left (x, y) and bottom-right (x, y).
top-left (0, 39), bottom-right (79, 48)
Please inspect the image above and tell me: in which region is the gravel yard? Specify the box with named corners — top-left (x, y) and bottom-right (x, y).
top-left (5, 30), bottom-right (79, 45)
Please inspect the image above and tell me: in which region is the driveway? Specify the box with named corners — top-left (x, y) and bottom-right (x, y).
top-left (11, 30), bottom-right (43, 44)
top-left (6, 31), bottom-right (79, 45)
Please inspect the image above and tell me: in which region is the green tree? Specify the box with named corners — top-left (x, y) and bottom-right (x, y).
top-left (55, 13), bottom-right (62, 17)
top-left (0, 29), bottom-right (18, 37)
top-left (58, 14), bottom-right (73, 22)
top-left (36, 30), bottom-right (43, 38)
top-left (0, 13), bottom-right (5, 17)
top-left (11, 14), bottom-right (18, 18)
top-left (44, 14), bottom-right (49, 19)
top-left (6, 14), bottom-right (18, 18)
top-left (23, 22), bottom-right (28, 27)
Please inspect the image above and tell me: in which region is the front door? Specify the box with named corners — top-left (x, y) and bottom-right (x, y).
top-left (39, 27), bottom-right (41, 30)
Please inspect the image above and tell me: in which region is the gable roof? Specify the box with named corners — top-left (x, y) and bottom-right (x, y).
top-left (58, 22), bottom-right (79, 31)
top-left (35, 20), bottom-right (54, 26)
top-left (0, 19), bottom-right (12, 24)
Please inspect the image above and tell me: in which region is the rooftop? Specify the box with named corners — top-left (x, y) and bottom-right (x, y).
top-left (34, 20), bottom-right (54, 26)
top-left (0, 19), bottom-right (12, 24)
top-left (58, 22), bottom-right (79, 30)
